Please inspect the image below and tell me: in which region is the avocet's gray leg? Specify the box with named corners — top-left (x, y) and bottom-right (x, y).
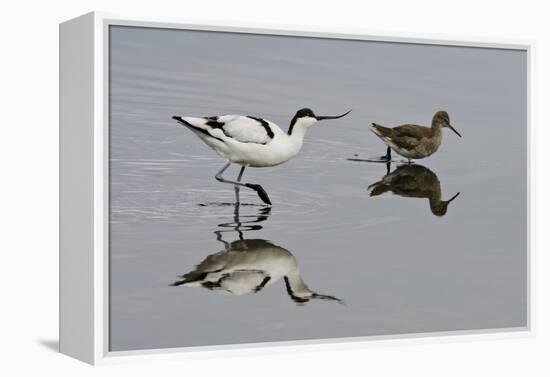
top-left (237, 165), bottom-right (245, 181)
top-left (233, 189), bottom-right (244, 240)
top-left (215, 162), bottom-right (272, 205)
top-left (215, 161), bottom-right (232, 180)
top-left (234, 165), bottom-right (245, 203)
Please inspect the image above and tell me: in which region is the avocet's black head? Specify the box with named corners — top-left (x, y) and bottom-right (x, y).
top-left (295, 108), bottom-right (316, 119)
top-left (288, 108), bottom-right (351, 135)
top-left (283, 277), bottom-right (345, 305)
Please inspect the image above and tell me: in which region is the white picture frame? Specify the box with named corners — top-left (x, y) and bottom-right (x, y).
top-left (59, 11), bottom-right (534, 365)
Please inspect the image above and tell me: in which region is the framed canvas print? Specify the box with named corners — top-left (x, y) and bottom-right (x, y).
top-left (59, 12), bottom-right (533, 365)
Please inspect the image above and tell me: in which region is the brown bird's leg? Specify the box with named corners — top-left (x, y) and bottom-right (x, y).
top-left (381, 147), bottom-right (391, 161)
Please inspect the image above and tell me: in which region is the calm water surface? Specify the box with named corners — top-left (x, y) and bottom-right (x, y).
top-left (109, 26), bottom-right (527, 351)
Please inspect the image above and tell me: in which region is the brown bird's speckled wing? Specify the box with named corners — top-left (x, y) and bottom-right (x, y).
top-left (387, 170), bottom-right (435, 198)
top-left (368, 164), bottom-right (439, 199)
top-left (390, 124), bottom-right (432, 148)
top-left (372, 123), bottom-right (430, 149)
top-left (392, 124), bottom-right (431, 139)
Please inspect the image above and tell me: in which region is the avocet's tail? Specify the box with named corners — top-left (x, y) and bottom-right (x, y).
top-left (173, 116), bottom-right (210, 133)
top-left (170, 270), bottom-right (208, 287)
top-left (172, 115), bottom-right (226, 144)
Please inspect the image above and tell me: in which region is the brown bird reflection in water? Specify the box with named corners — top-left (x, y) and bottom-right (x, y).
top-left (368, 164), bottom-right (460, 217)
top-left (172, 197), bottom-right (343, 305)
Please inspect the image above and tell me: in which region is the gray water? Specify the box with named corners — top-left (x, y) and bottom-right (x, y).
top-left (108, 26), bottom-right (528, 351)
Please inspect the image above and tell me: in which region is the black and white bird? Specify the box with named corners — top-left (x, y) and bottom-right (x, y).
top-left (172, 108), bottom-right (351, 205)
top-left (171, 238), bottom-right (343, 304)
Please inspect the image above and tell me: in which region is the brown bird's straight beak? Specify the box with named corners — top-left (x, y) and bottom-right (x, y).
top-left (445, 192), bottom-right (461, 204)
top-left (448, 124), bottom-right (462, 137)
top-left (316, 110), bottom-right (351, 121)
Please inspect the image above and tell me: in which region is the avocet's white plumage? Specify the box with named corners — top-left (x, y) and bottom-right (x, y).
top-left (173, 108), bottom-right (350, 204)
top-left (174, 114), bottom-right (289, 167)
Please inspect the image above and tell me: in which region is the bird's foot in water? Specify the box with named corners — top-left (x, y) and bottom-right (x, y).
top-left (347, 156), bottom-right (393, 163)
top-left (245, 183), bottom-right (272, 205)
top-left (380, 147), bottom-right (392, 162)
top-left (348, 148), bottom-right (392, 163)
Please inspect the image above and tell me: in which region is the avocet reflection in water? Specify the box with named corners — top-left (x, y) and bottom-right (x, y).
top-left (367, 164), bottom-right (461, 217)
top-left (171, 200), bottom-right (343, 305)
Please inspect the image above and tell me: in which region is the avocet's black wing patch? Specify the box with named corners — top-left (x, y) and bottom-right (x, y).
top-left (215, 115), bottom-right (274, 145)
top-left (205, 119), bottom-right (225, 128)
top-left (174, 115), bottom-right (275, 145)
top-left (246, 116), bottom-right (275, 139)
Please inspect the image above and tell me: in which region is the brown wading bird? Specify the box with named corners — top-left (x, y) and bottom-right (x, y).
top-left (370, 111), bottom-right (462, 163)
top-left (368, 164), bottom-right (460, 217)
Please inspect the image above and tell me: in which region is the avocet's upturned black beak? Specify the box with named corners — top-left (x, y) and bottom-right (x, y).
top-left (448, 123), bottom-right (462, 138)
top-left (311, 293), bottom-right (346, 305)
top-left (316, 109), bottom-right (352, 121)
top-left (172, 116), bottom-right (183, 121)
